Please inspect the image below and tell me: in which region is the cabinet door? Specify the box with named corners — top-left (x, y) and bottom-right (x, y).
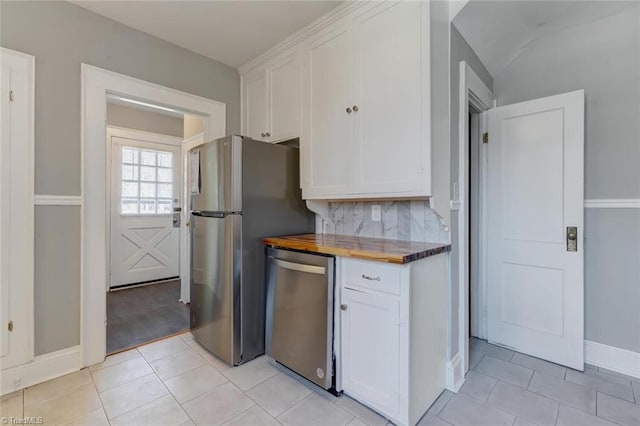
top-left (268, 52), bottom-right (301, 142)
top-left (341, 287), bottom-right (401, 418)
top-left (243, 69), bottom-right (268, 141)
top-left (301, 21), bottom-right (354, 198)
top-left (352, 1), bottom-right (429, 195)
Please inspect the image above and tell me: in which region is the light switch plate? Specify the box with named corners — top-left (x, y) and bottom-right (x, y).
top-left (371, 204), bottom-right (381, 221)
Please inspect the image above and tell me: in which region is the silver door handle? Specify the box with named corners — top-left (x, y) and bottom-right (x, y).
top-left (567, 226), bottom-right (578, 252)
top-left (272, 258), bottom-right (326, 275)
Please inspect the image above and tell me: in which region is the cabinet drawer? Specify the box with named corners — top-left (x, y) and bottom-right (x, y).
top-left (343, 259), bottom-right (401, 295)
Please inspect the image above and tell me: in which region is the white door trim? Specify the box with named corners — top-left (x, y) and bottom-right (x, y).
top-left (584, 199), bottom-right (640, 208)
top-left (453, 61), bottom-right (495, 388)
top-left (81, 64), bottom-right (226, 367)
top-left (0, 48), bottom-right (35, 371)
top-left (180, 132), bottom-right (205, 303)
top-left (34, 195), bottom-right (83, 206)
top-left (106, 126), bottom-right (183, 292)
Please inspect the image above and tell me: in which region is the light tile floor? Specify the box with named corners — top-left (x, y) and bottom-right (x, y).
top-left (0, 332), bottom-right (388, 426)
top-left (2, 336), bottom-right (639, 425)
top-left (423, 338), bottom-right (640, 426)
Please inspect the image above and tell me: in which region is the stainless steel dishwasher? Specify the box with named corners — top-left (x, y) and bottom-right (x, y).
top-left (265, 247), bottom-right (337, 392)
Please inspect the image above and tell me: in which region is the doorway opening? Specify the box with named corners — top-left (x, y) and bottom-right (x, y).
top-left (454, 61), bottom-right (586, 391)
top-left (105, 96), bottom-right (205, 354)
top-left (81, 64), bottom-right (226, 366)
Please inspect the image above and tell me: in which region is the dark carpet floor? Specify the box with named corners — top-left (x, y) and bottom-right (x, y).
top-left (107, 279), bottom-right (189, 354)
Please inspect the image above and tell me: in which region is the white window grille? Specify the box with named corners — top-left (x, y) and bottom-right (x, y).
top-left (120, 146), bottom-right (173, 215)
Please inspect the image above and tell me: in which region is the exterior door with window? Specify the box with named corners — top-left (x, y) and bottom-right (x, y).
top-left (110, 135), bottom-right (181, 288)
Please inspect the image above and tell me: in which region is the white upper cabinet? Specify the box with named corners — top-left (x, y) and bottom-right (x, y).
top-left (242, 51), bottom-right (302, 143)
top-left (301, 19), bottom-right (353, 198)
top-left (269, 52), bottom-right (302, 143)
top-left (240, 0), bottom-right (431, 199)
top-left (351, 1), bottom-right (428, 195)
top-left (242, 68), bottom-right (269, 142)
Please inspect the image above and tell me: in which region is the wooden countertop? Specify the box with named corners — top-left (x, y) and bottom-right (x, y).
top-left (263, 234), bottom-right (450, 264)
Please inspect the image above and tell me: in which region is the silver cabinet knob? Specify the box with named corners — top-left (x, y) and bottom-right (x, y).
top-left (352, 105), bottom-right (359, 112)
top-left (261, 132), bottom-right (266, 137)
top-left (346, 107), bottom-right (352, 114)
top-left (568, 232), bottom-right (577, 241)
top-left (340, 304), bottom-right (348, 311)
top-left (265, 132), bottom-right (271, 137)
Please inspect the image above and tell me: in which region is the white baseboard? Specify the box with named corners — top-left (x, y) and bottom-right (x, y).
top-left (584, 340), bottom-right (640, 379)
top-left (445, 353), bottom-right (465, 392)
top-left (1, 345), bottom-right (81, 396)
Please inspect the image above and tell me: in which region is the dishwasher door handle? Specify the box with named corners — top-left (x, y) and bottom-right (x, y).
top-left (271, 257), bottom-right (326, 275)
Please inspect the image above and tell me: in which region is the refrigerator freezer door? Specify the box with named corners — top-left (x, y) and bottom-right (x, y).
top-left (190, 213), bottom-right (242, 365)
top-left (190, 136), bottom-right (242, 213)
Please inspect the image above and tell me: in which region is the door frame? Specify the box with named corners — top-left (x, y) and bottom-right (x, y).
top-left (455, 61), bottom-right (495, 384)
top-left (180, 131), bottom-right (205, 303)
top-left (81, 64), bottom-right (225, 367)
top-left (106, 126), bottom-right (183, 292)
top-left (0, 48), bottom-right (35, 370)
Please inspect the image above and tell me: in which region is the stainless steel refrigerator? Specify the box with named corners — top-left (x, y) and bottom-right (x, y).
top-left (189, 135), bottom-right (314, 366)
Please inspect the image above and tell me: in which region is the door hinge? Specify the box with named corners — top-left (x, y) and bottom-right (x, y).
top-left (8, 321), bottom-right (13, 332)
top-left (483, 132), bottom-right (488, 144)
top-left (9, 90), bottom-right (14, 102)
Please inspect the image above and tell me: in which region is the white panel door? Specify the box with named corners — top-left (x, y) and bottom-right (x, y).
top-left (341, 287), bottom-right (401, 418)
top-left (243, 69), bottom-right (268, 141)
top-left (301, 20), bottom-right (354, 198)
top-left (1, 49), bottom-right (34, 369)
top-left (352, 0), bottom-right (426, 195)
top-left (487, 90), bottom-right (584, 369)
top-left (268, 51), bottom-right (302, 142)
top-left (1, 63), bottom-right (9, 359)
top-left (110, 136), bottom-right (181, 288)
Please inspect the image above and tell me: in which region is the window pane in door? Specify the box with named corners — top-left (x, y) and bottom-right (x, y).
top-left (157, 200), bottom-right (172, 214)
top-left (140, 199), bottom-right (156, 214)
top-left (158, 152), bottom-right (172, 167)
top-left (157, 183), bottom-right (172, 198)
top-left (122, 181), bottom-right (138, 197)
top-left (140, 182), bottom-right (156, 198)
top-left (122, 164), bottom-right (138, 180)
top-left (121, 199), bottom-right (139, 214)
top-left (140, 150), bottom-right (156, 166)
top-left (157, 168), bottom-right (172, 183)
top-left (140, 166), bottom-right (156, 181)
top-left (119, 145), bottom-right (174, 215)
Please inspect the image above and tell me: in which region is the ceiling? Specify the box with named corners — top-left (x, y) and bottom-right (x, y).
top-left (70, 0), bottom-right (341, 68)
top-left (453, 0), bottom-right (638, 77)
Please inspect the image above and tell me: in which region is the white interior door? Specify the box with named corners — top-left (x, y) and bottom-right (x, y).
top-left (1, 48), bottom-right (34, 370)
top-left (109, 133), bottom-right (181, 288)
top-left (487, 90), bottom-right (584, 370)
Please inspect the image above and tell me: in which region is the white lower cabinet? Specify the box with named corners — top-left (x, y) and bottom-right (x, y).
top-left (341, 288), bottom-right (402, 416)
top-left (337, 255), bottom-right (448, 426)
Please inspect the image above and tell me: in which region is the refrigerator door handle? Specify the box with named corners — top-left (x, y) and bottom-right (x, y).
top-left (192, 211), bottom-right (231, 218)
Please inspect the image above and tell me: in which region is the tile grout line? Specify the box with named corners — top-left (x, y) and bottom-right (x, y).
top-left (87, 363), bottom-right (111, 425)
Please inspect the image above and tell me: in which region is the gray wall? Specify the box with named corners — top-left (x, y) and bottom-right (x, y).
top-left (34, 206), bottom-right (81, 355)
top-left (107, 103), bottom-right (184, 138)
top-left (449, 24), bottom-right (494, 356)
top-left (1, 0), bottom-right (239, 196)
top-left (1, 1), bottom-right (240, 355)
top-left (494, 6), bottom-right (640, 353)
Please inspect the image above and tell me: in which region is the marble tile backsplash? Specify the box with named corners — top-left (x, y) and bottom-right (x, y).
top-left (325, 200), bottom-right (449, 243)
